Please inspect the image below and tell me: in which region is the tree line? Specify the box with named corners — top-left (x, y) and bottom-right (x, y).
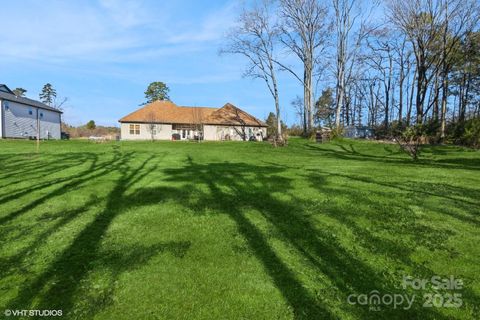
top-left (222, 0), bottom-right (480, 148)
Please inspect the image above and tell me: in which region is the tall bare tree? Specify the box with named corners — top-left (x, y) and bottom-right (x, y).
top-left (331, 0), bottom-right (374, 129)
top-left (438, 0), bottom-right (479, 138)
top-left (221, 0), bottom-right (283, 142)
top-left (388, 0), bottom-right (445, 124)
top-left (333, 0), bottom-right (354, 128)
top-left (392, 36), bottom-right (413, 124)
top-left (277, 0), bottom-right (330, 134)
top-left (364, 28), bottom-right (396, 129)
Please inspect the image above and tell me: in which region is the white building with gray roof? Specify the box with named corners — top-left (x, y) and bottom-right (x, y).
top-left (0, 84), bottom-right (62, 139)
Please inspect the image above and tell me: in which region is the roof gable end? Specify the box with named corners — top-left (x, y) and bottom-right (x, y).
top-left (205, 103), bottom-right (267, 127)
top-left (0, 84), bottom-right (14, 94)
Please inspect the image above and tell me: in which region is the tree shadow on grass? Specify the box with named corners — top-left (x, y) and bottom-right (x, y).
top-left (131, 158), bottom-right (453, 319)
top-left (0, 149), bottom-right (127, 226)
top-left (0, 153), bottom-right (99, 211)
top-left (304, 169), bottom-right (480, 318)
top-left (6, 153), bottom-right (192, 318)
top-left (127, 164), bottom-right (334, 319)
top-left (306, 169), bottom-right (479, 224)
top-left (306, 143), bottom-right (480, 171)
top-left (0, 153), bottom-right (98, 203)
top-left (0, 152), bottom-right (96, 184)
top-left (0, 195), bottom-right (101, 279)
top-left (4, 149), bottom-right (476, 319)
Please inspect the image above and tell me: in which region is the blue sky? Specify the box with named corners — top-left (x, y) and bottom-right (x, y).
top-left (0, 0), bottom-right (304, 126)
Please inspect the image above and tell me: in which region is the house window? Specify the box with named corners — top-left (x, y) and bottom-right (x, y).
top-left (4, 101), bottom-right (9, 110)
top-left (129, 124), bottom-right (140, 135)
top-left (40, 112), bottom-right (44, 118)
top-left (29, 109), bottom-right (33, 115)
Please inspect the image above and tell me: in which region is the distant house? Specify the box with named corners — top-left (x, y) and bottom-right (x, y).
top-left (0, 84), bottom-right (62, 139)
top-left (344, 126), bottom-right (375, 139)
top-left (119, 101), bottom-right (267, 141)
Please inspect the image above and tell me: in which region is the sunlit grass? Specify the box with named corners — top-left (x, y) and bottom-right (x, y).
top-left (0, 138), bottom-right (478, 319)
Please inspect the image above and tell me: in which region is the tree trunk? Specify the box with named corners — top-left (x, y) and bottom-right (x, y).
top-left (352, 93), bottom-right (357, 126)
top-left (304, 64), bottom-right (314, 131)
top-left (460, 73), bottom-right (471, 123)
top-left (432, 70), bottom-right (440, 123)
top-left (458, 77), bottom-right (464, 121)
top-left (440, 74), bottom-right (448, 139)
top-left (274, 80), bottom-right (282, 141)
top-left (335, 67), bottom-right (345, 128)
top-left (384, 83), bottom-right (389, 129)
top-left (416, 66), bottom-right (425, 125)
top-left (345, 95), bottom-right (350, 126)
top-left (385, 55), bottom-right (393, 129)
top-left (407, 68), bottom-right (416, 126)
top-left (399, 71), bottom-right (404, 123)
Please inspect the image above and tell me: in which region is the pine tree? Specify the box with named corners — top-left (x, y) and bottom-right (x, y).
top-left (39, 83), bottom-right (57, 106)
top-left (144, 82), bottom-right (170, 104)
top-left (13, 88), bottom-right (27, 97)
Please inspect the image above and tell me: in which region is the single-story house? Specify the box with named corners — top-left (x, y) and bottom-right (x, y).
top-left (0, 84), bottom-right (62, 139)
top-left (119, 101), bottom-right (268, 141)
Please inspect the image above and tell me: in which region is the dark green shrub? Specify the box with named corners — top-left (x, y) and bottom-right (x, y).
top-left (463, 118), bottom-right (480, 148)
top-left (448, 117), bottom-right (480, 148)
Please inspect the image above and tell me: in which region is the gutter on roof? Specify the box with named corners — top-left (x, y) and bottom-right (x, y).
top-left (0, 95), bottom-right (62, 113)
top-left (202, 122), bottom-right (267, 127)
top-left (118, 120), bottom-right (267, 127)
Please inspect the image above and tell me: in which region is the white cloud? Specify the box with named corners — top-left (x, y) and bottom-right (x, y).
top-left (0, 1), bottom-right (257, 126)
top-left (0, 1), bottom-right (236, 64)
top-left (0, 1), bottom-right (139, 62)
top-left (98, 0), bottom-right (152, 28)
top-left (166, 1), bottom-right (238, 44)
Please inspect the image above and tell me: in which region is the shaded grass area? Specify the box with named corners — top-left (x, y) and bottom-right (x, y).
top-left (0, 138), bottom-right (478, 319)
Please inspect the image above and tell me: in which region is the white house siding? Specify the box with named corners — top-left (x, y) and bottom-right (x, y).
top-left (121, 123), bottom-right (266, 141)
top-left (0, 100), bottom-right (3, 138)
top-left (2, 100), bottom-right (61, 139)
top-left (204, 125), bottom-right (266, 141)
top-left (121, 123), bottom-right (172, 140)
top-left (39, 109), bottom-right (61, 139)
top-left (4, 100), bottom-right (38, 138)
top-left (203, 125), bottom-right (217, 141)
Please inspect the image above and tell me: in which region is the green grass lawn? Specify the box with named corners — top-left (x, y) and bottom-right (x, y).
top-left (0, 138), bottom-right (478, 319)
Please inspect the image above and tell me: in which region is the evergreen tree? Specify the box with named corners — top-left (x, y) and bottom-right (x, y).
top-left (39, 83), bottom-right (57, 106)
top-left (144, 82), bottom-right (170, 104)
top-left (315, 88), bottom-right (335, 126)
top-left (13, 88), bottom-right (27, 97)
top-left (86, 120), bottom-right (96, 130)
